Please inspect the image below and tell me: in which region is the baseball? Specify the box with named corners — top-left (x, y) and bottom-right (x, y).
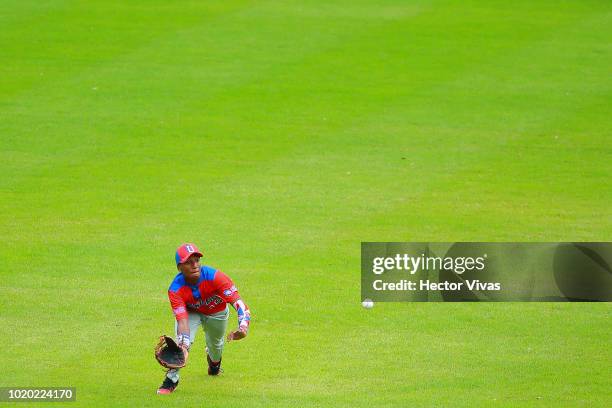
top-left (361, 299), bottom-right (374, 309)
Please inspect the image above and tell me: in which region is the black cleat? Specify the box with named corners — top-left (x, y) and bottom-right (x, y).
top-left (207, 353), bottom-right (222, 376)
top-left (157, 376), bottom-right (179, 394)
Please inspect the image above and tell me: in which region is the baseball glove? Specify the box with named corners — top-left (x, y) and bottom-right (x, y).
top-left (155, 335), bottom-right (188, 369)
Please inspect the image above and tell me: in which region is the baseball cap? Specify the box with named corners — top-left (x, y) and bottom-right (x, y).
top-left (175, 243), bottom-right (203, 265)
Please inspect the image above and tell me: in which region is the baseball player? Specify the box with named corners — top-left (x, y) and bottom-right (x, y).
top-left (157, 243), bottom-right (251, 394)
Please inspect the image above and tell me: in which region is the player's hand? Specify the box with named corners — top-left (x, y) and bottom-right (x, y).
top-left (227, 328), bottom-right (247, 342)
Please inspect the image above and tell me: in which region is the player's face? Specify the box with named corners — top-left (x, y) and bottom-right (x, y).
top-left (179, 254), bottom-right (201, 282)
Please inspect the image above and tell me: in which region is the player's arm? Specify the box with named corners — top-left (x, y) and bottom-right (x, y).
top-left (227, 298), bottom-right (251, 341)
top-left (212, 270), bottom-right (251, 341)
top-left (168, 290), bottom-right (191, 349)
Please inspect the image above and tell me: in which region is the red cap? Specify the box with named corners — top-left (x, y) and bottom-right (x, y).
top-left (175, 243), bottom-right (203, 265)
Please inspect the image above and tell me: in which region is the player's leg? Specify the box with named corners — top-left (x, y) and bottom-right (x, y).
top-left (158, 312), bottom-right (202, 394)
top-left (202, 305), bottom-right (229, 375)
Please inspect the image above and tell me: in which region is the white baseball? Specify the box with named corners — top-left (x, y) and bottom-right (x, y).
top-left (361, 299), bottom-right (374, 309)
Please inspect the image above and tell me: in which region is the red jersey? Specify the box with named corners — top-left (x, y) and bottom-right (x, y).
top-left (168, 266), bottom-right (240, 320)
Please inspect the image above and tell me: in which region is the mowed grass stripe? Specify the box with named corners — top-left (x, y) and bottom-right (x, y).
top-left (0, 0), bottom-right (251, 100)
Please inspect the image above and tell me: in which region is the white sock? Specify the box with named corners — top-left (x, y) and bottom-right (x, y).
top-left (166, 369), bottom-right (179, 383)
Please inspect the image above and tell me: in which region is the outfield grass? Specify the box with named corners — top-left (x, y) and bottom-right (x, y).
top-left (1, 0), bottom-right (610, 406)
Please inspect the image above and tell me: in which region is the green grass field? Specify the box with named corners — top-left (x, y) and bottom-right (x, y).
top-left (1, 0), bottom-right (611, 406)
